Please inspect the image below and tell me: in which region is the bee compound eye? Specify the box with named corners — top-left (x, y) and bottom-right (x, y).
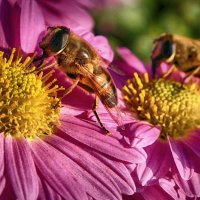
top-left (50, 29), bottom-right (69, 53)
top-left (162, 40), bottom-right (173, 58)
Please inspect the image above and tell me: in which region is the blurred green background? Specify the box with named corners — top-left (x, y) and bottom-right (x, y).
top-left (93, 0), bottom-right (200, 63)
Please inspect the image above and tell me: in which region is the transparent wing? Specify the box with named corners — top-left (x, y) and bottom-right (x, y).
top-left (108, 63), bottom-right (126, 76)
top-left (78, 64), bottom-right (124, 128)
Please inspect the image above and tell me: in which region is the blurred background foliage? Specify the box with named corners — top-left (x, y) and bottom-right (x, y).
top-left (92, 0), bottom-right (200, 63)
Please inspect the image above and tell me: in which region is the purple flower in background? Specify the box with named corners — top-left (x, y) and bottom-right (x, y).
top-left (0, 0), bottom-right (114, 61)
top-left (0, 0), bottom-right (93, 53)
top-left (123, 176), bottom-right (186, 200)
top-left (76, 0), bottom-right (136, 9)
top-left (111, 47), bottom-right (200, 198)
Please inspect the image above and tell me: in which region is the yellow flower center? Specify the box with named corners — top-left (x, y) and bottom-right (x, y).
top-left (0, 49), bottom-right (63, 140)
top-left (123, 73), bottom-right (200, 140)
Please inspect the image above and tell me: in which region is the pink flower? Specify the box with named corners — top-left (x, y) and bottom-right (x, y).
top-left (0, 2), bottom-right (147, 200)
top-left (123, 176), bottom-right (186, 200)
top-left (0, 0), bottom-right (114, 62)
top-left (112, 47), bottom-right (200, 198)
top-left (0, 0), bottom-right (93, 53)
top-left (75, 0), bottom-right (135, 9)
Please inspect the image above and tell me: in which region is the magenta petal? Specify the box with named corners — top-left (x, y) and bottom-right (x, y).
top-left (0, 21), bottom-right (9, 50)
top-left (31, 138), bottom-right (126, 200)
top-left (38, 178), bottom-right (62, 200)
top-left (122, 121), bottom-right (160, 148)
top-left (92, 152), bottom-right (136, 195)
top-left (20, 0), bottom-right (45, 52)
top-left (117, 47), bottom-right (147, 74)
top-left (31, 139), bottom-right (88, 200)
top-left (7, 0), bottom-right (17, 6)
top-left (168, 138), bottom-right (194, 180)
top-left (173, 172), bottom-right (200, 197)
top-left (0, 184), bottom-right (16, 200)
top-left (0, 134), bottom-right (5, 195)
top-left (45, 135), bottom-right (136, 197)
top-left (137, 141), bottom-right (171, 186)
top-left (183, 131), bottom-right (200, 158)
top-left (84, 33), bottom-right (114, 62)
top-left (4, 136), bottom-right (39, 200)
top-left (59, 115), bottom-right (147, 163)
top-left (159, 178), bottom-right (186, 200)
top-left (51, 69), bottom-right (94, 113)
top-left (0, 0), bottom-right (20, 49)
top-left (140, 185), bottom-right (175, 200)
top-left (39, 0), bottom-right (93, 33)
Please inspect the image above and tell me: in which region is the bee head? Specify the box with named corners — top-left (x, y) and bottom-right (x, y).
top-left (40, 26), bottom-right (70, 56)
top-left (151, 33), bottom-right (176, 77)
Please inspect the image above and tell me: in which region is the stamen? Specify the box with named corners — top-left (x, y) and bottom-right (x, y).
top-left (123, 73), bottom-right (200, 140)
top-left (0, 49), bottom-right (63, 139)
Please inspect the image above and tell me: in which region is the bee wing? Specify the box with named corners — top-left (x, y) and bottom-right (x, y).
top-left (78, 65), bottom-right (124, 128)
top-left (108, 63), bottom-right (126, 76)
top-left (101, 99), bottom-right (125, 129)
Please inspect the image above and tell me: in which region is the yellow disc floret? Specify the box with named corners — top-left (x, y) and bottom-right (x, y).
top-left (0, 49), bottom-right (63, 139)
top-left (123, 72), bottom-right (200, 140)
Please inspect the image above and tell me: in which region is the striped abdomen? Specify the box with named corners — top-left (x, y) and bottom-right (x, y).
top-left (92, 65), bottom-right (118, 108)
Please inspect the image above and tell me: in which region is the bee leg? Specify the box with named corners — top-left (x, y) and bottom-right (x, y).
top-left (53, 77), bottom-right (80, 109)
top-left (92, 96), bottom-right (110, 135)
top-left (162, 64), bottom-right (176, 78)
top-left (60, 76), bottom-right (80, 100)
top-left (33, 55), bottom-right (57, 73)
top-left (182, 66), bottom-right (200, 83)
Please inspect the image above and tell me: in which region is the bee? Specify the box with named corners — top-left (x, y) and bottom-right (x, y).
top-left (38, 26), bottom-right (122, 134)
top-left (151, 33), bottom-right (200, 79)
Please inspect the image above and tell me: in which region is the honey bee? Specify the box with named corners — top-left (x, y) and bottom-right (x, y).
top-left (151, 33), bottom-right (200, 79)
top-left (38, 26), bottom-right (122, 134)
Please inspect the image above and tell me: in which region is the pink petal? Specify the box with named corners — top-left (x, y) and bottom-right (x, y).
top-left (31, 139), bottom-right (88, 200)
top-left (124, 182), bottom-right (178, 200)
top-left (173, 171), bottom-right (200, 197)
top-left (140, 184), bottom-right (176, 200)
top-left (122, 121), bottom-right (160, 148)
top-left (142, 186), bottom-right (173, 200)
top-left (38, 178), bottom-right (62, 200)
top-left (0, 184), bottom-right (16, 200)
top-left (4, 136), bottom-right (39, 200)
top-left (20, 0), bottom-right (45, 52)
top-left (0, 0), bottom-right (21, 49)
top-left (183, 131), bottom-right (200, 158)
top-left (10, 3), bottom-right (21, 48)
top-left (168, 138), bottom-right (194, 180)
top-left (53, 69), bottom-right (94, 113)
top-left (75, 0), bottom-right (100, 8)
top-left (83, 32), bottom-right (114, 62)
top-left (137, 141), bottom-right (171, 186)
top-left (59, 115), bottom-right (147, 163)
top-left (45, 134), bottom-right (136, 196)
top-left (159, 178), bottom-right (186, 200)
top-left (92, 153), bottom-right (136, 195)
top-left (31, 138), bottom-right (124, 200)
top-left (0, 20), bottom-right (9, 50)
top-left (117, 47), bottom-right (147, 74)
top-left (0, 134), bottom-right (5, 195)
top-left (157, 63), bottom-right (170, 76)
top-left (39, 0), bottom-right (93, 33)
top-left (7, 0), bottom-right (18, 6)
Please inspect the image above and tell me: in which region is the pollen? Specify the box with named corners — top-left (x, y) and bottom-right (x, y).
top-left (123, 72), bottom-right (200, 140)
top-left (0, 49), bottom-right (63, 139)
